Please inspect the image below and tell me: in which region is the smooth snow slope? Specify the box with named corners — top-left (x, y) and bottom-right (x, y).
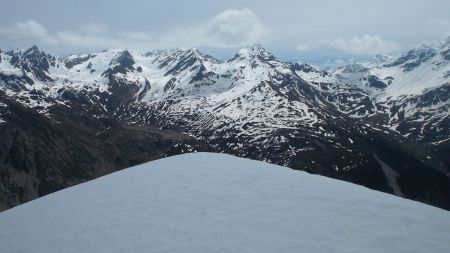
top-left (0, 153), bottom-right (449, 253)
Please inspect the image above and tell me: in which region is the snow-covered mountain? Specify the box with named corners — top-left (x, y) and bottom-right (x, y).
top-left (1, 38), bottom-right (449, 210)
top-left (0, 153), bottom-right (449, 253)
top-left (297, 38), bottom-right (450, 143)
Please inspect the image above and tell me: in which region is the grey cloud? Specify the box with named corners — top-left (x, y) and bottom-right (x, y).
top-left (0, 0), bottom-right (449, 61)
top-left (297, 35), bottom-right (401, 56)
top-left (0, 9), bottom-right (268, 52)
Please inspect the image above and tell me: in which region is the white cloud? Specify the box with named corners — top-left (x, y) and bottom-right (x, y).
top-left (426, 18), bottom-right (450, 39)
top-left (79, 23), bottom-right (109, 35)
top-left (0, 20), bottom-right (48, 39)
top-left (0, 9), bottom-right (268, 52)
top-left (160, 9), bottom-right (268, 48)
top-left (326, 35), bottom-right (401, 55)
top-left (296, 43), bottom-right (313, 51)
top-left (296, 35), bottom-right (401, 56)
top-left (53, 31), bottom-right (124, 49)
top-left (198, 8), bottom-right (268, 47)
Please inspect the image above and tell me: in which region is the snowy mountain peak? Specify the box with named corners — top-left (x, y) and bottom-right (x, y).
top-left (231, 44), bottom-right (275, 61)
top-left (22, 46), bottom-right (56, 66)
top-left (248, 43), bottom-right (266, 52)
top-left (444, 36), bottom-right (450, 47)
top-left (23, 45), bottom-right (40, 55)
top-left (182, 48), bottom-right (221, 64)
top-left (1, 45), bottom-right (57, 82)
top-left (291, 62), bottom-right (329, 76)
top-left (370, 54), bottom-right (394, 65)
top-left (100, 50), bottom-right (136, 76)
top-left (340, 63), bottom-right (369, 73)
top-left (384, 45), bottom-right (437, 71)
top-left (187, 48), bottom-right (200, 55)
top-left (146, 48), bottom-right (218, 62)
top-left (110, 50), bottom-right (134, 67)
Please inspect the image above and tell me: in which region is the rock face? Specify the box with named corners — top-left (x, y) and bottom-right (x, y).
top-left (1, 39), bottom-right (450, 210)
top-left (0, 90), bottom-right (209, 211)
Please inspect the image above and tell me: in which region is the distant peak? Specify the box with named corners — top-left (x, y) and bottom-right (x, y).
top-left (118, 49), bottom-right (132, 56)
top-left (442, 36), bottom-right (450, 48)
top-left (28, 45), bottom-right (39, 51)
top-left (445, 35), bottom-right (450, 43)
top-left (239, 44), bottom-right (268, 55)
top-left (178, 48), bottom-right (221, 64)
top-left (231, 44), bottom-right (276, 63)
top-left (340, 63), bottom-right (369, 73)
top-left (249, 43), bottom-right (265, 51)
top-left (24, 45), bottom-right (40, 55)
top-left (111, 50), bottom-right (134, 65)
top-left (187, 48), bottom-right (199, 54)
top-left (180, 48), bottom-right (201, 58)
top-left (144, 48), bottom-right (196, 59)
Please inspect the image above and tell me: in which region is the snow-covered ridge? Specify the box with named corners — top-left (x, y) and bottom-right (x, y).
top-left (290, 39), bottom-right (450, 142)
top-left (0, 152), bottom-right (448, 253)
top-left (1, 40), bottom-right (448, 105)
top-left (0, 41), bottom-right (449, 136)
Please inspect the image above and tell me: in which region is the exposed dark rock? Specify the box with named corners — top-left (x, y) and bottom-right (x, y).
top-left (384, 47), bottom-right (437, 72)
top-left (441, 49), bottom-right (450, 61)
top-left (367, 75), bottom-right (388, 89)
top-left (102, 50), bottom-right (135, 76)
top-left (5, 46), bottom-right (55, 82)
top-left (164, 77), bottom-right (177, 92)
top-left (290, 63), bottom-right (331, 77)
top-left (341, 63), bottom-right (368, 73)
top-left (65, 54), bottom-right (93, 69)
top-left (0, 91), bottom-right (210, 211)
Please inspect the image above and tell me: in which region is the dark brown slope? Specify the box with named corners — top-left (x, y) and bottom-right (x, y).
top-left (0, 91), bottom-right (210, 211)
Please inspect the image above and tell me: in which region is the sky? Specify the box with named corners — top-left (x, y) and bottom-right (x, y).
top-left (0, 0), bottom-right (449, 64)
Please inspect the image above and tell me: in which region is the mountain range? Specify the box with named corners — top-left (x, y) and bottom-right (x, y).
top-left (1, 37), bottom-right (449, 211)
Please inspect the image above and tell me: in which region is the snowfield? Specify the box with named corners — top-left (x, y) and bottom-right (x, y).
top-left (0, 152), bottom-right (449, 253)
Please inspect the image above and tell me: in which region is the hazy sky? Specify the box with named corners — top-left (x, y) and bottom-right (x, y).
top-left (0, 0), bottom-right (449, 63)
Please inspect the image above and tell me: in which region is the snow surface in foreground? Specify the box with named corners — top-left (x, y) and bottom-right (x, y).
top-left (0, 153), bottom-right (449, 253)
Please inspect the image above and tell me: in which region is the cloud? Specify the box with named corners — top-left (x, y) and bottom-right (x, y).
top-left (0, 20), bottom-right (61, 47)
top-left (426, 18), bottom-right (450, 39)
top-left (79, 23), bottom-right (109, 35)
top-left (0, 20), bottom-right (48, 39)
top-left (192, 8), bottom-right (267, 47)
top-left (296, 35), bottom-right (401, 56)
top-left (325, 35), bottom-right (401, 55)
top-left (296, 43), bottom-right (313, 51)
top-left (0, 9), bottom-right (268, 52)
top-left (158, 8), bottom-right (268, 48)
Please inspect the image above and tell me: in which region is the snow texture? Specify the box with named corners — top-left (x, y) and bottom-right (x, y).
top-left (0, 152), bottom-right (449, 253)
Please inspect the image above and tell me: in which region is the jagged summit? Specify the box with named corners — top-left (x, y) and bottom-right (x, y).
top-left (230, 44), bottom-right (276, 62)
top-left (1, 44), bottom-right (275, 67)
top-left (443, 35), bottom-right (450, 47)
top-left (102, 50), bottom-right (136, 76)
top-left (384, 45), bottom-right (437, 71)
top-left (110, 50), bottom-right (135, 67)
top-left (179, 48), bottom-right (221, 64)
top-left (23, 45), bottom-right (41, 55)
top-left (245, 43), bottom-right (269, 54)
top-left (339, 63), bottom-right (369, 73)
